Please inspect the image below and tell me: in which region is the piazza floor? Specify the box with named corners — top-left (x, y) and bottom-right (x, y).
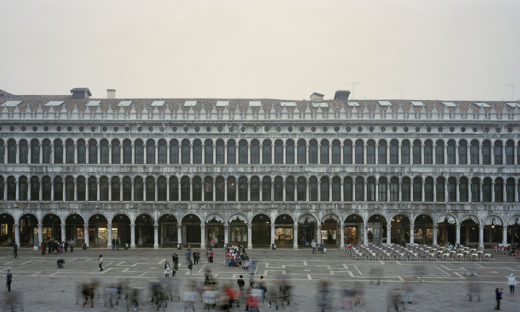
top-left (0, 247), bottom-right (519, 311)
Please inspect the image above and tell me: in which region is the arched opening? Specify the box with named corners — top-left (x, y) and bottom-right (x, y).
top-left (252, 214), bottom-right (271, 247)
top-left (367, 214), bottom-right (387, 245)
top-left (206, 216), bottom-right (224, 248)
top-left (297, 214), bottom-right (316, 247)
top-left (182, 214), bottom-right (201, 247)
top-left (460, 216), bottom-right (479, 247)
top-left (0, 214), bottom-right (14, 246)
top-left (274, 214), bottom-right (294, 247)
top-left (19, 214), bottom-right (38, 247)
top-left (321, 215), bottom-right (340, 247)
top-left (65, 214), bottom-right (85, 246)
top-left (88, 214), bottom-right (108, 247)
top-left (344, 214), bottom-right (363, 245)
top-left (483, 216), bottom-right (503, 248)
top-left (42, 214), bottom-right (61, 241)
top-left (414, 214), bottom-right (433, 245)
top-left (391, 214), bottom-right (410, 244)
top-left (437, 215), bottom-right (456, 246)
top-left (112, 214), bottom-right (131, 247)
top-left (229, 215), bottom-right (247, 247)
top-left (158, 214), bottom-right (177, 247)
top-left (135, 214), bottom-right (154, 247)
top-left (507, 216), bottom-right (520, 245)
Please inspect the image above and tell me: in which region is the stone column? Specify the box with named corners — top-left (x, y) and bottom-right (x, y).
top-left (73, 144), bottom-right (78, 164)
top-left (478, 224), bottom-right (484, 249)
top-left (340, 221), bottom-right (345, 249)
top-left (177, 225), bottom-right (182, 247)
top-left (15, 177), bottom-right (19, 201)
top-left (97, 181), bottom-right (100, 201)
top-left (200, 224), bottom-right (206, 249)
top-left (131, 144), bottom-right (135, 164)
top-left (270, 223), bottom-right (275, 246)
top-left (130, 223), bottom-right (136, 248)
top-left (316, 222), bottom-right (321, 243)
top-left (247, 224), bottom-right (252, 249)
top-left (247, 143), bottom-right (251, 164)
top-left (61, 223), bottom-right (66, 242)
top-left (387, 223), bottom-right (392, 245)
top-left (38, 223), bottom-right (43, 247)
top-left (166, 143), bottom-right (170, 164)
top-left (15, 143), bottom-right (19, 164)
top-left (155, 144), bottom-right (159, 164)
top-left (293, 223), bottom-right (298, 249)
top-left (84, 225), bottom-right (89, 247)
top-left (107, 223), bottom-right (112, 249)
top-left (502, 225), bottom-right (508, 245)
top-left (363, 143), bottom-right (367, 164)
top-left (51, 179), bottom-right (54, 201)
top-left (73, 180), bottom-right (77, 201)
top-left (14, 223), bottom-right (20, 247)
top-left (363, 222), bottom-right (368, 245)
top-left (154, 223), bottom-right (159, 249)
top-left (491, 181), bottom-right (495, 202)
top-left (421, 143), bottom-right (424, 164)
top-left (433, 224), bottom-right (438, 246)
top-left (455, 224), bottom-right (461, 245)
top-left (224, 224), bottom-right (229, 246)
top-left (410, 222), bottom-right (415, 244)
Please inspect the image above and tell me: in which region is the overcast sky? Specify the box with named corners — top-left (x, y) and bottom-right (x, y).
top-left (1, 0), bottom-right (519, 100)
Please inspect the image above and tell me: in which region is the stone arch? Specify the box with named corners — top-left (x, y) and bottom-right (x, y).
top-left (413, 214), bottom-right (434, 245)
top-left (88, 214), bottom-right (108, 247)
top-left (205, 214), bottom-right (225, 224)
top-left (19, 213), bottom-right (38, 247)
top-left (65, 213), bottom-right (85, 246)
top-left (42, 213), bottom-right (62, 241)
top-left (182, 214), bottom-right (202, 247)
top-left (0, 213), bottom-right (15, 246)
top-left (229, 214), bottom-right (248, 224)
top-left (390, 214), bottom-right (410, 244)
top-left (344, 214), bottom-right (364, 245)
top-left (320, 214), bottom-right (341, 246)
top-left (252, 213), bottom-right (271, 247)
top-left (484, 215), bottom-right (504, 247)
top-left (460, 214), bottom-right (479, 247)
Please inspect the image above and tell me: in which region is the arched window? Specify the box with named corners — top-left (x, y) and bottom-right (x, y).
top-left (262, 176), bottom-right (271, 201)
top-left (436, 177), bottom-right (445, 202)
top-left (134, 177), bottom-right (143, 201)
top-left (494, 140), bottom-right (503, 165)
top-left (42, 139), bottom-right (51, 164)
top-left (180, 176), bottom-right (190, 201)
top-left (192, 176), bottom-right (201, 201)
top-left (54, 139), bottom-right (63, 164)
top-left (424, 140), bottom-right (433, 164)
top-left (344, 139), bottom-right (353, 164)
top-left (145, 176), bottom-right (155, 201)
top-left (286, 176), bottom-right (295, 201)
top-left (309, 176), bottom-right (318, 201)
top-left (238, 176), bottom-right (248, 201)
top-left (192, 139), bottom-right (202, 164)
top-left (390, 139), bottom-right (399, 164)
top-left (157, 176), bottom-right (167, 201)
top-left (216, 139), bottom-right (224, 164)
top-left (7, 139), bottom-right (16, 164)
top-left (413, 140), bottom-right (421, 164)
top-left (111, 177), bottom-right (120, 201)
top-left (332, 176), bottom-right (341, 201)
top-left (309, 140), bottom-right (318, 164)
top-left (227, 177), bottom-right (236, 201)
top-left (495, 178), bottom-right (503, 202)
top-left (471, 178), bottom-right (480, 202)
top-left (482, 140), bottom-right (491, 165)
top-left (470, 140), bottom-right (479, 164)
top-left (413, 177), bottom-right (422, 201)
top-left (0, 140), bottom-right (4, 164)
top-left (274, 176), bottom-right (283, 201)
top-left (158, 140), bottom-right (167, 164)
top-left (448, 177), bottom-right (457, 202)
top-left (88, 177), bottom-right (97, 201)
top-left (112, 139), bottom-right (120, 164)
top-left (65, 176), bottom-right (74, 201)
top-left (518, 141), bottom-right (520, 165)
top-left (447, 140), bottom-right (456, 164)
top-left (320, 140), bottom-right (329, 164)
top-left (320, 176), bottom-right (329, 201)
top-left (238, 140), bottom-right (248, 164)
top-left (297, 177), bottom-right (306, 201)
top-left (169, 176), bottom-right (179, 201)
top-left (77, 176), bottom-right (86, 201)
top-left (204, 176), bottom-right (213, 201)
top-left (425, 177), bottom-right (434, 202)
top-left (7, 177), bottom-right (16, 200)
top-left (100, 139), bottom-right (110, 164)
top-left (297, 139), bottom-right (306, 164)
top-left (31, 176), bottom-right (40, 201)
top-left (262, 139), bottom-right (272, 164)
top-left (366, 140), bottom-right (375, 164)
top-left (378, 177), bottom-right (387, 201)
top-left (250, 140), bottom-right (259, 164)
top-left (123, 177), bottom-right (132, 201)
top-left (181, 139), bottom-right (190, 164)
top-left (275, 140), bottom-right (284, 164)
top-left (401, 177), bottom-right (410, 201)
top-left (459, 177), bottom-right (468, 202)
top-left (204, 139), bottom-right (213, 164)
top-left (286, 139), bottom-right (295, 164)
top-left (367, 177), bottom-right (375, 201)
top-left (215, 176), bottom-right (225, 201)
top-left (54, 176), bottom-right (63, 201)
top-left (31, 139), bottom-right (40, 164)
top-left (506, 140), bottom-right (514, 165)
top-left (378, 140), bottom-right (387, 164)
top-left (169, 139), bottom-right (179, 164)
top-left (482, 177), bottom-right (492, 202)
top-left (89, 139), bottom-right (98, 164)
top-left (19, 176), bottom-right (28, 200)
top-left (250, 176), bottom-right (260, 201)
top-left (355, 177), bottom-right (364, 201)
top-left (390, 177), bottom-right (399, 201)
top-left (344, 177), bottom-right (353, 201)
top-left (42, 176), bottom-right (51, 201)
top-left (401, 140), bottom-right (410, 164)
top-left (458, 140), bottom-right (467, 165)
top-left (355, 140), bottom-right (364, 164)
top-left (65, 139), bottom-right (74, 164)
top-left (19, 140), bottom-right (28, 164)
top-left (77, 139), bottom-right (86, 164)
top-left (227, 140), bottom-right (236, 164)
top-left (435, 140), bottom-right (444, 164)
top-left (99, 176), bottom-right (109, 201)
top-left (506, 178), bottom-right (515, 202)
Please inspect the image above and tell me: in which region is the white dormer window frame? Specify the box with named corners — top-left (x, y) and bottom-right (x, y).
top-left (184, 100), bottom-right (197, 107)
top-left (411, 101), bottom-right (424, 107)
top-left (378, 100), bottom-right (392, 107)
top-left (151, 100), bottom-right (165, 107)
top-left (86, 100), bottom-right (101, 107)
top-left (44, 100), bottom-right (64, 107)
top-left (118, 100), bottom-right (132, 107)
top-left (441, 101), bottom-right (456, 108)
top-left (1, 100), bottom-right (22, 107)
top-left (216, 100), bottom-right (229, 107)
top-left (280, 101), bottom-right (296, 107)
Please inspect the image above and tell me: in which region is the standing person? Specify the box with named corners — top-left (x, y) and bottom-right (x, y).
top-left (237, 275), bottom-right (245, 300)
top-left (320, 240), bottom-right (325, 254)
top-left (172, 252), bottom-right (179, 269)
top-left (41, 241), bottom-right (46, 255)
top-left (70, 239), bottom-right (74, 252)
top-left (495, 288), bottom-right (503, 310)
top-left (508, 274), bottom-right (517, 295)
top-left (187, 259), bottom-right (193, 276)
top-left (12, 243), bottom-right (17, 258)
top-left (98, 254), bottom-right (104, 271)
top-left (6, 270), bottom-right (12, 292)
top-left (311, 240), bottom-right (316, 254)
top-left (164, 261), bottom-right (172, 278)
top-left (185, 246), bottom-right (192, 265)
top-left (208, 248), bottom-right (214, 263)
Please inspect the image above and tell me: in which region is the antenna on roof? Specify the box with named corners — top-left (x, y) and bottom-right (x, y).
top-left (346, 81), bottom-right (359, 99)
top-left (395, 88), bottom-right (403, 99)
top-left (504, 83), bottom-right (515, 101)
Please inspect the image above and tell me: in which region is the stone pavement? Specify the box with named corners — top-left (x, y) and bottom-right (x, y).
top-left (0, 247), bottom-right (519, 311)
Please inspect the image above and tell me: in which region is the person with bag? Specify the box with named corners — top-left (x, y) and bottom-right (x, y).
top-left (495, 287), bottom-right (503, 310)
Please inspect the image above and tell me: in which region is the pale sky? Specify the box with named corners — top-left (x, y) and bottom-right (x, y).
top-left (1, 0), bottom-right (519, 100)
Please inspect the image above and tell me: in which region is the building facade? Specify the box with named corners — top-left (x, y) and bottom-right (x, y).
top-left (1, 88), bottom-right (519, 249)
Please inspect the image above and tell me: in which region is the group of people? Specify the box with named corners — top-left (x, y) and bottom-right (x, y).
top-left (110, 238), bottom-right (122, 250)
top-left (41, 239), bottom-right (74, 255)
top-left (224, 244), bottom-right (249, 268)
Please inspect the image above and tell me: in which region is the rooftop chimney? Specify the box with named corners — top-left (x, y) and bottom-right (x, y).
top-left (107, 89), bottom-right (116, 99)
top-left (334, 90), bottom-right (350, 101)
top-left (310, 92), bottom-right (325, 101)
top-left (70, 88), bottom-right (92, 99)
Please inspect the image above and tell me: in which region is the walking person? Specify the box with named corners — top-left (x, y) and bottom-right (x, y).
top-left (237, 275), bottom-right (245, 300)
top-left (69, 239), bottom-right (74, 252)
top-left (495, 287), bottom-right (503, 310)
top-left (508, 273), bottom-right (517, 295)
top-left (187, 259), bottom-right (193, 276)
top-left (13, 243), bottom-right (18, 258)
top-left (164, 261), bottom-right (172, 278)
top-left (6, 269), bottom-right (12, 292)
top-left (98, 254), bottom-right (104, 271)
top-left (185, 246), bottom-right (192, 265)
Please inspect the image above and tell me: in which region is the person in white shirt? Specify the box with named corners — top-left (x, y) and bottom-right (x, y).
top-left (507, 273), bottom-right (517, 295)
top-left (98, 255), bottom-right (104, 271)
